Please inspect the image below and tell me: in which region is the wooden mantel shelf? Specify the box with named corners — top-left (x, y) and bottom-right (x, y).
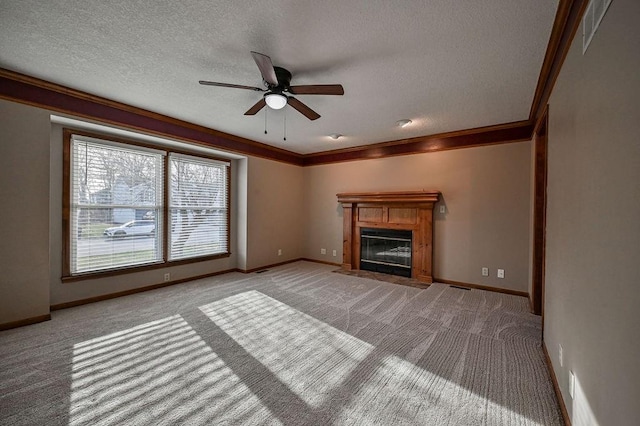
top-left (337, 190), bottom-right (441, 283)
top-left (337, 191), bottom-right (440, 204)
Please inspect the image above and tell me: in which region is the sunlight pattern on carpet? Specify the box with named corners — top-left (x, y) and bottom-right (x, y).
top-left (200, 290), bottom-right (374, 408)
top-left (68, 315), bottom-right (279, 425)
top-left (200, 289), bottom-right (547, 425)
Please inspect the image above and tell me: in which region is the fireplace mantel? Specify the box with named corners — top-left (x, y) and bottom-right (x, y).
top-left (337, 191), bottom-right (440, 283)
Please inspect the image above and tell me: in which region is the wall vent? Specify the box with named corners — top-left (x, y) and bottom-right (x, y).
top-left (582, 0), bottom-right (613, 54)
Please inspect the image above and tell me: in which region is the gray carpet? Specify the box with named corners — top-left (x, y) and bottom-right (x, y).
top-left (0, 261), bottom-right (563, 425)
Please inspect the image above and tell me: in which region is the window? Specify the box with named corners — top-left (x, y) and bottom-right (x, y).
top-left (64, 130), bottom-right (230, 278)
top-left (169, 154), bottom-right (229, 260)
top-left (69, 136), bottom-right (164, 274)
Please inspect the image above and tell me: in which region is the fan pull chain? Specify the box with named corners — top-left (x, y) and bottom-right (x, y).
top-left (264, 107), bottom-right (268, 134)
top-left (283, 109), bottom-right (287, 141)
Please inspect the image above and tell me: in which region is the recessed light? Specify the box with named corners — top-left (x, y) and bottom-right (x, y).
top-left (396, 119), bottom-right (412, 128)
top-left (329, 133), bottom-right (342, 140)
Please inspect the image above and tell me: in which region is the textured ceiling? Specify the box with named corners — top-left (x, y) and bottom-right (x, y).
top-left (0, 0), bottom-right (558, 154)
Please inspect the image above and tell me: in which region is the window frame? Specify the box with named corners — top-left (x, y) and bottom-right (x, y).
top-left (62, 128), bottom-right (231, 281)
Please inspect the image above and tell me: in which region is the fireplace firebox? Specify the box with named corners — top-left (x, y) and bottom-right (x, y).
top-left (360, 228), bottom-right (412, 277)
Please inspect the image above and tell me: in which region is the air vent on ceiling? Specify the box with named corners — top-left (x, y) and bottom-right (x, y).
top-left (582, 0), bottom-right (613, 54)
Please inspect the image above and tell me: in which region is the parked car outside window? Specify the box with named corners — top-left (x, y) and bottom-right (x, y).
top-left (103, 220), bottom-right (155, 237)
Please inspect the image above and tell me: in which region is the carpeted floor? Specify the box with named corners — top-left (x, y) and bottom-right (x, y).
top-left (0, 261), bottom-right (563, 425)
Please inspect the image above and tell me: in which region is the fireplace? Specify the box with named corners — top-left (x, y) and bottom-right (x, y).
top-left (337, 191), bottom-right (440, 283)
top-left (360, 228), bottom-right (412, 277)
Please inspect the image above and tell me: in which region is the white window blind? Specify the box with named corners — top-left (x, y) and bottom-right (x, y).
top-left (168, 153), bottom-right (229, 260)
top-left (70, 137), bottom-right (164, 274)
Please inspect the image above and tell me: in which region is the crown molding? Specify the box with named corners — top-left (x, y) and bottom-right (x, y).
top-left (530, 0), bottom-right (589, 124)
top-left (0, 68), bottom-right (304, 165)
top-left (303, 120), bottom-right (534, 166)
top-left (0, 67), bottom-right (535, 166)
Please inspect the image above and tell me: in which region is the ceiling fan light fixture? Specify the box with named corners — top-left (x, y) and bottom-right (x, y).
top-left (265, 93), bottom-right (287, 110)
top-left (200, 51), bottom-right (342, 120)
top-left (396, 119), bottom-right (413, 128)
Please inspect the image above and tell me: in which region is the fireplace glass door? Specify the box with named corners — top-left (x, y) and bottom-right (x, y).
top-left (360, 228), bottom-right (412, 277)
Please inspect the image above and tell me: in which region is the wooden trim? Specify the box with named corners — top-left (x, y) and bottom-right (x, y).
top-left (342, 205), bottom-right (354, 269)
top-left (300, 258), bottom-right (342, 267)
top-left (0, 314), bottom-right (51, 331)
top-left (433, 277), bottom-right (529, 298)
top-left (0, 68), bottom-right (303, 165)
top-left (236, 258), bottom-right (307, 273)
top-left (543, 341), bottom-right (572, 426)
top-left (62, 129), bottom-right (72, 277)
top-left (529, 294), bottom-right (534, 313)
top-left (54, 258), bottom-right (334, 311)
top-left (530, 0), bottom-right (589, 124)
top-left (226, 163), bottom-right (232, 256)
top-left (61, 128), bottom-right (232, 281)
top-left (61, 253), bottom-right (232, 282)
top-left (52, 269), bottom-right (236, 310)
top-left (1, 68), bottom-right (535, 167)
top-left (337, 191), bottom-right (440, 204)
top-left (532, 107), bottom-right (549, 317)
top-left (304, 121), bottom-right (533, 166)
top-left (236, 258), bottom-right (342, 273)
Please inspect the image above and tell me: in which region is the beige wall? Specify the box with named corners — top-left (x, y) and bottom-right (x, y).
top-left (0, 100), bottom-right (51, 324)
top-left (244, 156), bottom-right (305, 270)
top-left (545, 0), bottom-right (640, 424)
top-left (303, 141), bottom-right (533, 292)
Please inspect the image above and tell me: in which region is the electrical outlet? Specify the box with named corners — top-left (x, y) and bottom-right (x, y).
top-left (497, 269), bottom-right (505, 279)
top-left (559, 344), bottom-right (563, 367)
top-left (569, 371), bottom-right (575, 398)
top-left (320, 248), bottom-right (326, 255)
top-left (278, 249), bottom-right (282, 256)
top-left (164, 273), bottom-right (171, 282)
top-left (332, 249), bottom-right (337, 257)
top-left (482, 267), bottom-right (489, 276)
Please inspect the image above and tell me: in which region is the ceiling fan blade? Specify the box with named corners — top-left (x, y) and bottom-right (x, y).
top-left (250, 51), bottom-right (278, 86)
top-left (199, 81), bottom-right (264, 92)
top-left (288, 84), bottom-right (344, 95)
top-left (287, 97), bottom-right (320, 120)
top-left (244, 98), bottom-right (266, 115)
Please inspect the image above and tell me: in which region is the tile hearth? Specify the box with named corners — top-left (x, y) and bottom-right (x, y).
top-left (332, 268), bottom-right (430, 289)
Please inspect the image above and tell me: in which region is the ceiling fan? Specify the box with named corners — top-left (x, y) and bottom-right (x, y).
top-left (199, 51), bottom-right (344, 121)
